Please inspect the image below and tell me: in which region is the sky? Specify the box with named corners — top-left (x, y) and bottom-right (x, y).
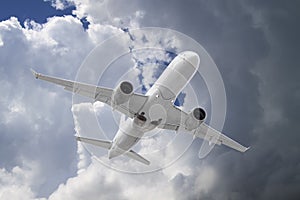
top-left (0, 0), bottom-right (300, 199)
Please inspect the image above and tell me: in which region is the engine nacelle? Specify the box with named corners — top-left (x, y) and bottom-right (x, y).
top-left (185, 107), bottom-right (206, 131)
top-left (112, 81), bottom-right (133, 106)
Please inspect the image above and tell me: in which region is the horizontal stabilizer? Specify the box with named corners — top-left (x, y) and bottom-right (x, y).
top-left (76, 136), bottom-right (112, 149)
top-left (76, 136), bottom-right (150, 165)
top-left (125, 150), bottom-right (150, 165)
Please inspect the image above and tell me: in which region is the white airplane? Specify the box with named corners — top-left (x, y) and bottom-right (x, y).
top-left (32, 51), bottom-right (249, 165)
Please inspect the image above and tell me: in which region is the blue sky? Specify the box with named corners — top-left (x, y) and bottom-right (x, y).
top-left (0, 0), bottom-right (75, 24)
top-left (0, 0), bottom-right (299, 199)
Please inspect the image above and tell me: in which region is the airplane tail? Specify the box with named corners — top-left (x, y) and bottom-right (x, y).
top-left (76, 136), bottom-right (150, 165)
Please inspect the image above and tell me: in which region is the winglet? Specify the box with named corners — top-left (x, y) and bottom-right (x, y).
top-left (30, 68), bottom-right (39, 79)
top-left (244, 146), bottom-right (251, 152)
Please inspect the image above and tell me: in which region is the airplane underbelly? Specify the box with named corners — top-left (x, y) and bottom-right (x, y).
top-left (116, 131), bottom-right (140, 151)
top-left (113, 118), bottom-right (143, 152)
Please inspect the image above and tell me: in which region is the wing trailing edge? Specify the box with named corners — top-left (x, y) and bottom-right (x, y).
top-left (195, 123), bottom-right (250, 152)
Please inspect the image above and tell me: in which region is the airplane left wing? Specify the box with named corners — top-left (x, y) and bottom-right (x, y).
top-left (31, 69), bottom-right (148, 118)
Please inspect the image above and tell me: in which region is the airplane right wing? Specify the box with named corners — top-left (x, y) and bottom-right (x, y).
top-left (194, 122), bottom-right (249, 152)
top-left (158, 106), bottom-right (249, 152)
top-left (31, 69), bottom-right (148, 118)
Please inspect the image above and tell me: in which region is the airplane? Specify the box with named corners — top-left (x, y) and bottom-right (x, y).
top-left (31, 51), bottom-right (249, 165)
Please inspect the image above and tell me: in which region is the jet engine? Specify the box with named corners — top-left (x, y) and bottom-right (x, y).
top-left (112, 81), bottom-right (133, 106)
top-left (185, 107), bottom-right (206, 131)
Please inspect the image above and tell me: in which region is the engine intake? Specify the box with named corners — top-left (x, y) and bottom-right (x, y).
top-left (185, 107), bottom-right (206, 131)
top-left (120, 81), bottom-right (133, 94)
top-left (112, 81), bottom-right (133, 105)
top-left (193, 107), bottom-right (206, 121)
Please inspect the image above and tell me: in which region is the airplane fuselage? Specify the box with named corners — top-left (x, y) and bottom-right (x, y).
top-left (108, 51), bottom-right (200, 159)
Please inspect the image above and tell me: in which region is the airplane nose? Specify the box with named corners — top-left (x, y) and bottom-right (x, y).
top-left (181, 51), bottom-right (200, 69)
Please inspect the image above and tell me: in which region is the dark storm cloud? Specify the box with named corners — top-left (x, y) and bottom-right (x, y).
top-left (112, 0), bottom-right (300, 199)
top-left (41, 0), bottom-right (299, 198)
top-left (238, 1), bottom-right (300, 199)
top-left (2, 0), bottom-right (299, 199)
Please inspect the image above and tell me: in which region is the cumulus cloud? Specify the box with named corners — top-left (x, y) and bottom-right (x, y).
top-left (0, 6), bottom-right (127, 197)
top-left (1, 0), bottom-right (299, 199)
top-left (44, 0), bottom-right (74, 10)
top-left (0, 160), bottom-right (50, 200)
top-left (0, 1), bottom-right (155, 198)
top-left (48, 159), bottom-right (125, 200)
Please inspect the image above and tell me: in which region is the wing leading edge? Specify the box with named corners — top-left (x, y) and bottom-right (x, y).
top-left (31, 69), bottom-right (148, 118)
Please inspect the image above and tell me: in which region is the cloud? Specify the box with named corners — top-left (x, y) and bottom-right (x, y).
top-left (48, 157), bottom-right (177, 200)
top-left (0, 12), bottom-right (125, 198)
top-left (48, 159), bottom-right (125, 200)
top-left (1, 0), bottom-right (299, 199)
top-left (0, 16), bottom-right (79, 197)
top-left (44, 0), bottom-right (74, 10)
top-left (0, 1), bottom-right (151, 198)
top-left (0, 161), bottom-right (43, 200)
top-left (171, 166), bottom-right (216, 200)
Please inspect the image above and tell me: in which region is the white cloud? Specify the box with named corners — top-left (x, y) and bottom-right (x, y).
top-left (86, 23), bottom-right (119, 44)
top-left (48, 158), bottom-right (177, 200)
top-left (0, 36), bottom-right (3, 46)
top-left (0, 1), bottom-right (220, 200)
top-left (48, 159), bottom-right (125, 200)
top-left (67, 0), bottom-right (144, 30)
top-left (71, 0), bottom-right (111, 24)
top-left (44, 0), bottom-right (74, 10)
top-left (0, 9), bottom-right (128, 198)
top-left (0, 161), bottom-right (46, 200)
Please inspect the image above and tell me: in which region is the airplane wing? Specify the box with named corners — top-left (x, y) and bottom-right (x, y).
top-left (31, 69), bottom-right (148, 118)
top-left (158, 107), bottom-right (249, 152)
top-left (194, 122), bottom-right (249, 152)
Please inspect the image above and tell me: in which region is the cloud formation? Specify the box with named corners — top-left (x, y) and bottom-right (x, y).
top-left (1, 0), bottom-right (299, 199)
